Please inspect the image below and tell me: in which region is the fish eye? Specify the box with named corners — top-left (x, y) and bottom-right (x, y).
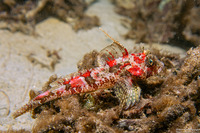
top-left (145, 54), bottom-right (155, 67)
top-left (149, 59), bottom-right (153, 66)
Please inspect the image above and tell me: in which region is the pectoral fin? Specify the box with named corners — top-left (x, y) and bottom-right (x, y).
top-left (114, 78), bottom-right (141, 110)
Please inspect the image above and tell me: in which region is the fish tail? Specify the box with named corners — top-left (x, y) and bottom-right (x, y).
top-left (12, 100), bottom-right (41, 119)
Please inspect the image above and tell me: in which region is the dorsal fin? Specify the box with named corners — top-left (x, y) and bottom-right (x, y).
top-left (98, 28), bottom-right (129, 66)
top-left (99, 28), bottom-right (123, 47)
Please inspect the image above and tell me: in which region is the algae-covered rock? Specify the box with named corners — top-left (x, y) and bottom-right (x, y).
top-left (112, 0), bottom-right (200, 47)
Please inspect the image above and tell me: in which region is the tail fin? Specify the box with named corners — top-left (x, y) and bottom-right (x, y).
top-left (12, 100), bottom-right (41, 118)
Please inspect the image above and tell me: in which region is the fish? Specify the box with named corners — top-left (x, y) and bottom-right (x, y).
top-left (12, 28), bottom-right (164, 118)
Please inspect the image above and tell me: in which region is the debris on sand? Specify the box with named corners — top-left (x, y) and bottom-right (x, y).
top-left (0, 0), bottom-right (100, 34)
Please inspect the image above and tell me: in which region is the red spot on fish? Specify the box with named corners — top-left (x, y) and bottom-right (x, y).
top-left (63, 79), bottom-right (70, 85)
top-left (123, 49), bottom-right (129, 57)
top-left (131, 53), bottom-right (145, 64)
top-left (100, 68), bottom-right (105, 71)
top-left (82, 71), bottom-right (91, 77)
top-left (107, 59), bottom-right (117, 67)
top-left (104, 50), bottom-right (118, 67)
top-left (70, 76), bottom-right (85, 88)
top-left (34, 90), bottom-right (50, 100)
top-left (56, 87), bottom-right (65, 96)
top-left (128, 65), bottom-right (144, 76)
top-left (108, 52), bottom-right (115, 59)
top-left (140, 53), bottom-right (146, 61)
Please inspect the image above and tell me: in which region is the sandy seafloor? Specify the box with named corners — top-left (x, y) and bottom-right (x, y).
top-left (0, 0), bottom-right (186, 131)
